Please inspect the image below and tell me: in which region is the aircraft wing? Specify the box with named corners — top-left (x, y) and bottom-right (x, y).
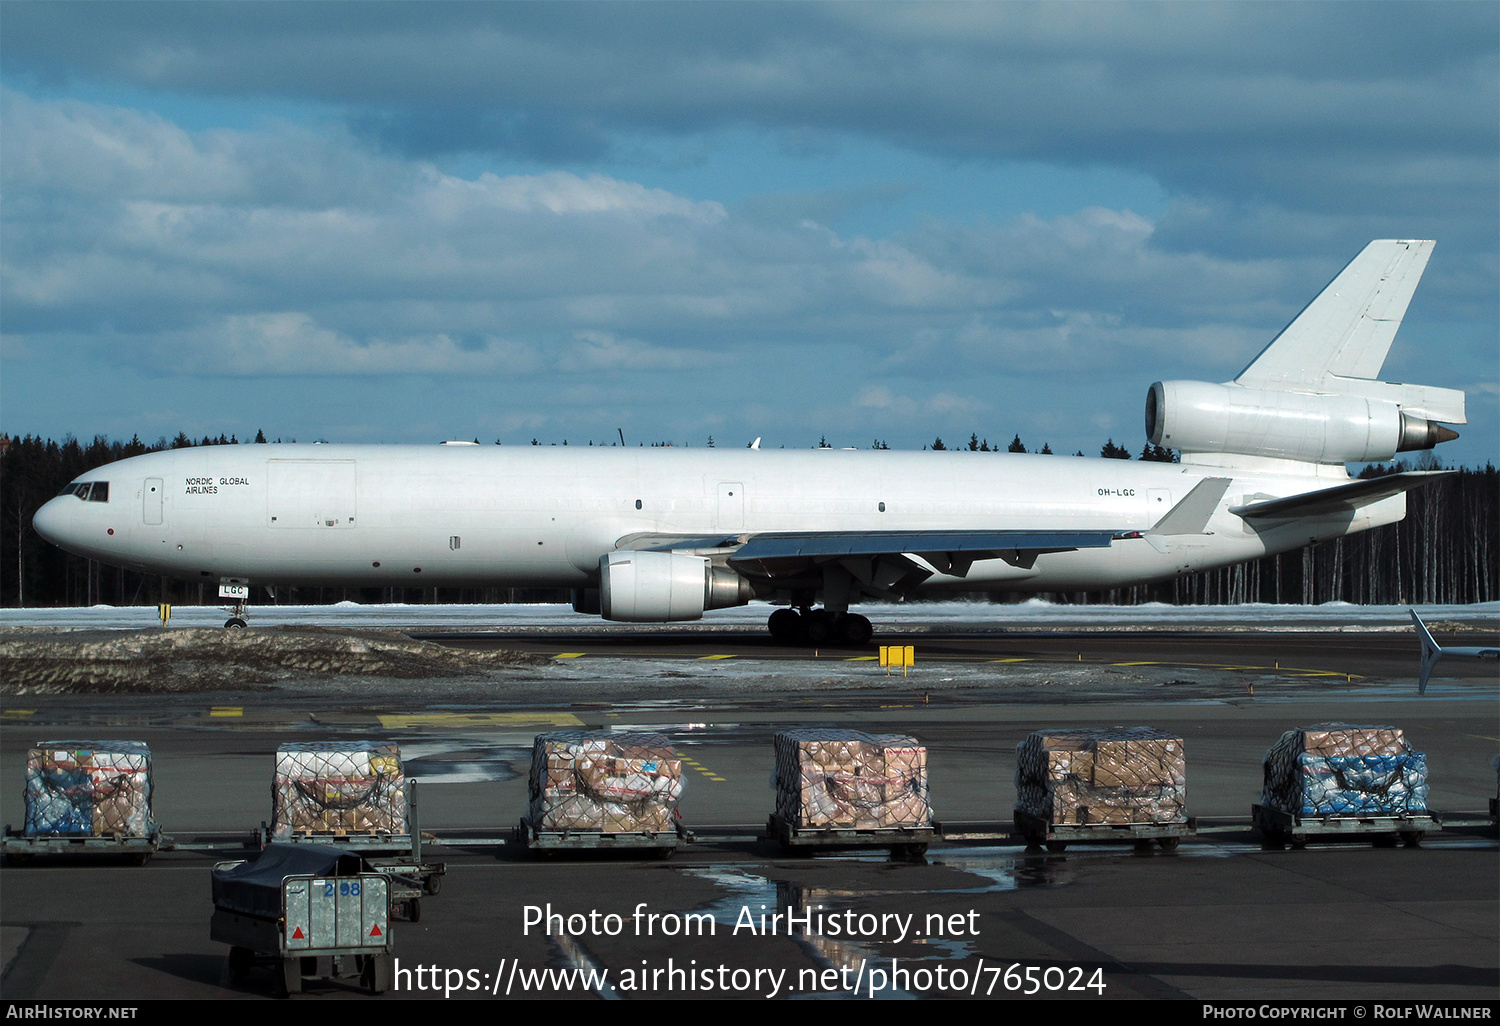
top-left (1230, 471), bottom-right (1453, 520)
top-left (726, 529), bottom-right (1118, 580)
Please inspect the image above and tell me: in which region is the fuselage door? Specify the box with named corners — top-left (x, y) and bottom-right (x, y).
top-left (144, 479), bottom-right (163, 525)
top-left (1147, 488), bottom-right (1172, 528)
top-left (718, 482), bottom-right (744, 533)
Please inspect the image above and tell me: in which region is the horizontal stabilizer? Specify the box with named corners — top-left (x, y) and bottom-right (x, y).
top-left (1148, 478), bottom-right (1231, 536)
top-left (1231, 471), bottom-right (1453, 520)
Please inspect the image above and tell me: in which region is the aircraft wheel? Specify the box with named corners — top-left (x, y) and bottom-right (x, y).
top-left (839, 614), bottom-right (873, 646)
top-left (224, 617), bottom-right (248, 630)
top-left (804, 610), bottom-right (834, 645)
top-left (767, 608), bottom-right (802, 642)
top-left (1399, 831), bottom-right (1424, 847)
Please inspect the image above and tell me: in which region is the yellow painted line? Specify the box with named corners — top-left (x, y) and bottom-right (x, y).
top-left (378, 712), bottom-right (584, 728)
top-left (988, 658), bottom-right (1032, 663)
top-left (879, 704), bottom-right (914, 709)
top-left (555, 652), bottom-right (587, 659)
top-left (698, 654), bottom-right (736, 660)
top-left (1, 709), bottom-right (36, 718)
top-left (845, 655), bottom-right (879, 661)
top-left (209, 707), bottom-right (243, 718)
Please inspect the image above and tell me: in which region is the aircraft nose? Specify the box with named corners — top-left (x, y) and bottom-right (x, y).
top-left (32, 497), bottom-right (77, 549)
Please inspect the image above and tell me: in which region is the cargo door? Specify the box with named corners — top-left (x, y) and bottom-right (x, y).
top-left (267, 461), bottom-right (357, 528)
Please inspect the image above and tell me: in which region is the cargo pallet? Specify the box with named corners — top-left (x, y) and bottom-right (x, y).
top-left (1012, 810), bottom-right (1196, 853)
top-left (515, 816), bottom-right (686, 857)
top-left (2, 824), bottom-right (165, 865)
top-left (766, 813), bottom-right (934, 857)
top-left (1252, 804), bottom-right (1438, 848)
top-left (213, 863), bottom-right (393, 997)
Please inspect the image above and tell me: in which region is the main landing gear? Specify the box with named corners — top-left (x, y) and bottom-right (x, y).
top-left (767, 607), bottom-right (873, 646)
top-left (224, 600), bottom-right (249, 630)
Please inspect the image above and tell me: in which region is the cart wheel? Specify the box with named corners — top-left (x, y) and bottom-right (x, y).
top-left (1399, 831), bottom-right (1424, 847)
top-left (364, 953), bottom-right (392, 994)
top-left (131, 852), bottom-right (152, 866)
top-left (1157, 837), bottom-right (1180, 851)
top-left (1045, 841), bottom-right (1068, 853)
top-left (652, 846), bottom-right (676, 860)
top-left (406, 898), bottom-right (422, 922)
top-left (1289, 835), bottom-right (1307, 849)
top-left (423, 873), bottom-right (442, 896)
top-left (227, 947), bottom-right (253, 984)
top-left (278, 957), bottom-right (303, 997)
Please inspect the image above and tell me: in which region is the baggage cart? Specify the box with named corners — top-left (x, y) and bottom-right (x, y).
top-left (2, 822), bottom-right (164, 865)
top-left (212, 843), bottom-right (393, 996)
top-left (766, 813), bottom-right (933, 857)
top-left (1252, 803), bottom-right (1439, 848)
top-left (1013, 809), bottom-right (1196, 852)
top-left (515, 815), bottom-right (685, 857)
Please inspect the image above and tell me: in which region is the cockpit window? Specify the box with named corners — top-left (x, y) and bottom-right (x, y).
top-left (58, 482), bottom-right (109, 501)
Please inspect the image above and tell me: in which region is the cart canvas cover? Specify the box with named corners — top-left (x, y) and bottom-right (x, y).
top-left (212, 843), bottom-right (371, 919)
top-left (527, 732), bottom-right (683, 832)
top-left (773, 729), bottom-right (931, 829)
top-left (24, 741), bottom-right (155, 837)
top-left (271, 741), bottom-right (406, 839)
top-left (1015, 727), bottom-right (1187, 826)
top-left (1261, 724), bottom-right (1428, 816)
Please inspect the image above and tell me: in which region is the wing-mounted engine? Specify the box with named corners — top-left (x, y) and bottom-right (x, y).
top-left (1145, 380), bottom-right (1459, 465)
top-left (598, 550), bottom-right (754, 622)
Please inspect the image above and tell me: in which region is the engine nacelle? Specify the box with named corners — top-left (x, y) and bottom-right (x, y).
top-left (598, 550), bottom-right (753, 622)
top-left (1146, 381), bottom-right (1456, 464)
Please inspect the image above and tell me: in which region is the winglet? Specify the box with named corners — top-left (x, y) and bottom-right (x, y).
top-left (1410, 609), bottom-right (1442, 696)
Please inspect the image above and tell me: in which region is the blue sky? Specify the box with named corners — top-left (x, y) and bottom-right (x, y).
top-left (2, 2), bottom-right (1496, 465)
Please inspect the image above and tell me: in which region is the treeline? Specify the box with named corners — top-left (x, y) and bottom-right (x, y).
top-left (1, 432), bottom-right (1495, 609)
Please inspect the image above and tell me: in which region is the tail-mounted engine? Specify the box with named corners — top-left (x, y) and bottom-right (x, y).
top-left (1146, 381), bottom-right (1459, 465)
top-left (599, 550), bottom-right (754, 622)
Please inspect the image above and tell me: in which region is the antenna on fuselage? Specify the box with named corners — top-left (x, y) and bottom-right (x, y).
top-left (618, 428), bottom-right (626, 447)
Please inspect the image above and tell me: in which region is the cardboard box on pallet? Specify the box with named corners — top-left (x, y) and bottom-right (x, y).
top-left (772, 730), bottom-right (931, 830)
top-left (271, 741), bottom-right (406, 839)
top-left (1261, 723), bottom-right (1428, 817)
top-left (528, 732), bottom-right (683, 833)
top-left (24, 741), bottom-right (155, 837)
top-left (1015, 727), bottom-right (1186, 826)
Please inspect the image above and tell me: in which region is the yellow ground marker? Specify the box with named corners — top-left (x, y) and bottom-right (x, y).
top-left (209, 707), bottom-right (243, 718)
top-left (678, 757), bottom-right (726, 782)
top-left (555, 652), bottom-right (586, 659)
top-left (378, 712), bottom-right (584, 728)
top-left (1, 709), bottom-right (36, 718)
top-left (698, 654), bottom-right (736, 660)
top-left (846, 655), bottom-right (879, 661)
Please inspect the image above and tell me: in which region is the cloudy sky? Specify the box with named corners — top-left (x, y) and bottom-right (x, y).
top-left (2, 2), bottom-right (1496, 465)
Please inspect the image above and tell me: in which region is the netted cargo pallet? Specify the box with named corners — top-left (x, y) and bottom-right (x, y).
top-left (267, 741), bottom-right (409, 852)
top-left (1014, 727), bottom-right (1187, 849)
top-left (4, 741), bottom-right (163, 865)
top-left (769, 729), bottom-right (933, 855)
top-left (1256, 724), bottom-right (1437, 846)
top-left (520, 731), bottom-right (685, 855)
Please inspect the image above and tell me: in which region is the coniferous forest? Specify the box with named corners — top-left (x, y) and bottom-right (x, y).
top-left (2, 432), bottom-right (1495, 610)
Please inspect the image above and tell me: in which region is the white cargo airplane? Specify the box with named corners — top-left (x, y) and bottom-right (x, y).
top-left (34, 240), bottom-right (1466, 643)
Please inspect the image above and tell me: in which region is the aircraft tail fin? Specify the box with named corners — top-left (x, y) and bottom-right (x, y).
top-left (1237, 240), bottom-right (1432, 390)
top-left (1410, 609), bottom-right (1442, 696)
